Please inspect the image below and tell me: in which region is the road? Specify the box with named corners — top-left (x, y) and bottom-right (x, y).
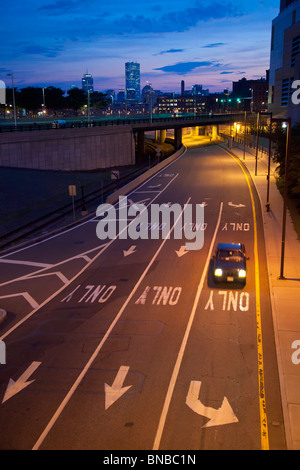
top-left (0, 145), bottom-right (286, 450)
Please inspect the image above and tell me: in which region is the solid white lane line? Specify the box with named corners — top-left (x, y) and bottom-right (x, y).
top-left (152, 201), bottom-right (224, 450)
top-left (0, 259), bottom-right (52, 268)
top-left (32, 197), bottom-right (191, 450)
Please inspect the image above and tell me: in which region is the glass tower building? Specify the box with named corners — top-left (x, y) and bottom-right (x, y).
top-left (125, 62), bottom-right (140, 102)
top-left (82, 73), bottom-right (94, 93)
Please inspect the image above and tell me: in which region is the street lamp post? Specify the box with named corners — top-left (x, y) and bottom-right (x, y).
top-left (279, 118), bottom-right (291, 280)
top-left (243, 111), bottom-right (247, 160)
top-left (87, 88), bottom-right (90, 125)
top-left (258, 111), bottom-right (273, 210)
top-left (255, 112), bottom-right (260, 175)
top-left (42, 87), bottom-right (46, 113)
top-left (266, 113), bottom-right (273, 212)
top-left (250, 88), bottom-right (253, 113)
top-left (6, 73), bottom-right (17, 128)
top-left (271, 117), bottom-right (291, 280)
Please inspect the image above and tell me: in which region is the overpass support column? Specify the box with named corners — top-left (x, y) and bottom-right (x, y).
top-left (174, 128), bottom-right (182, 150)
top-left (212, 125), bottom-right (218, 140)
top-left (137, 130), bottom-right (145, 161)
top-left (192, 126), bottom-right (199, 136)
top-left (159, 129), bottom-right (167, 144)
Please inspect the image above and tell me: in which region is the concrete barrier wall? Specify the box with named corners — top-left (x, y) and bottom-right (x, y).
top-left (0, 126), bottom-right (135, 171)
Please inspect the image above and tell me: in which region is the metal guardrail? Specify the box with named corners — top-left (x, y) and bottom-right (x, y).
top-left (0, 113), bottom-right (244, 134)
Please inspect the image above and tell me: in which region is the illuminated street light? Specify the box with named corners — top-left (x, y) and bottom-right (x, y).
top-left (6, 73), bottom-right (17, 128)
top-left (272, 117), bottom-right (291, 280)
top-left (255, 112), bottom-right (260, 176)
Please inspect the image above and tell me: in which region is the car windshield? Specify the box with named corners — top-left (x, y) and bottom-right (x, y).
top-left (218, 249), bottom-right (243, 260)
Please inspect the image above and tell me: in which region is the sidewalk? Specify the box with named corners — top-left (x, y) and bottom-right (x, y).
top-left (222, 142), bottom-right (300, 450)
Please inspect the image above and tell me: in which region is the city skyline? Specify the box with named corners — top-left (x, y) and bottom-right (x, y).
top-left (1, 0), bottom-right (278, 93)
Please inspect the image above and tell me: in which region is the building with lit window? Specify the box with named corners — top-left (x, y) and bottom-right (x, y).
top-left (157, 95), bottom-right (208, 115)
top-left (268, 0), bottom-right (300, 123)
top-left (82, 73), bottom-right (94, 93)
top-left (125, 62), bottom-right (140, 103)
top-left (233, 77), bottom-right (268, 112)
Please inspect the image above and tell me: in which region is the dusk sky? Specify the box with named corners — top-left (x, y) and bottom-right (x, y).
top-left (1, 0), bottom-right (279, 94)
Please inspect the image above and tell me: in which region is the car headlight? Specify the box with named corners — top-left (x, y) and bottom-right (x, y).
top-left (214, 268), bottom-right (223, 277)
top-left (238, 269), bottom-right (246, 278)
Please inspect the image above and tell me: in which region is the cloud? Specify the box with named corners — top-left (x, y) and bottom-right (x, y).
top-left (154, 61), bottom-right (221, 75)
top-left (202, 43), bottom-right (227, 48)
top-left (154, 49), bottom-right (185, 56)
top-left (114, 2), bottom-right (242, 35)
top-left (38, 0), bottom-right (90, 15)
top-left (20, 44), bottom-right (63, 58)
top-left (28, 1), bottom-right (243, 46)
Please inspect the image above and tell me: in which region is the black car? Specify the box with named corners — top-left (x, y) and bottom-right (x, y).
top-left (213, 242), bottom-right (247, 284)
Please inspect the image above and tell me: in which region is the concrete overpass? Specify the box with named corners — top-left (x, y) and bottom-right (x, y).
top-left (131, 113), bottom-right (242, 157)
top-left (0, 113), bottom-right (244, 171)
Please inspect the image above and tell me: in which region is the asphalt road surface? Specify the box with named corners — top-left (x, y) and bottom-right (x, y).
top-left (0, 145), bottom-right (286, 450)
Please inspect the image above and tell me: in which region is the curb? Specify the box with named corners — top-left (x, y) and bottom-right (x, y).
top-left (106, 146), bottom-right (185, 204)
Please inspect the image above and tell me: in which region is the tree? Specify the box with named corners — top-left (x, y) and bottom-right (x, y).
top-left (273, 123), bottom-right (300, 202)
top-left (90, 91), bottom-right (110, 109)
top-left (16, 87), bottom-right (44, 111)
top-left (44, 86), bottom-right (65, 110)
top-left (65, 87), bottom-right (86, 111)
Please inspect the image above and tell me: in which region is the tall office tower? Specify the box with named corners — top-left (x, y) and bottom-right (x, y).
top-left (181, 80), bottom-right (185, 96)
top-left (82, 73), bottom-right (94, 93)
top-left (125, 62), bottom-right (140, 102)
top-left (268, 0), bottom-right (300, 123)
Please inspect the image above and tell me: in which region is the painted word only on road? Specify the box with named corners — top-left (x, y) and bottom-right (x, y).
top-left (96, 196), bottom-right (204, 250)
top-left (61, 284), bottom-right (117, 304)
top-left (135, 286), bottom-right (182, 306)
top-left (205, 291), bottom-right (250, 312)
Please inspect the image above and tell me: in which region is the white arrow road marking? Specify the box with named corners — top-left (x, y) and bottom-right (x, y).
top-left (125, 198), bottom-right (151, 209)
top-left (0, 292), bottom-right (39, 309)
top-left (186, 381), bottom-right (238, 428)
top-left (228, 202), bottom-right (246, 208)
top-left (2, 361), bottom-right (42, 404)
top-left (104, 366), bottom-right (132, 410)
top-left (175, 246), bottom-right (189, 258)
top-left (147, 184), bottom-right (162, 189)
top-left (123, 245), bottom-right (137, 257)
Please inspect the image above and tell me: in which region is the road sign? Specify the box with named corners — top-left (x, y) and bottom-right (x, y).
top-left (111, 170), bottom-right (120, 180)
top-left (68, 185), bottom-right (76, 196)
top-left (68, 185), bottom-right (76, 220)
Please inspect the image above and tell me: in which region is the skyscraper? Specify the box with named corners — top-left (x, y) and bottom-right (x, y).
top-left (82, 73), bottom-right (94, 93)
top-left (125, 62), bottom-right (140, 102)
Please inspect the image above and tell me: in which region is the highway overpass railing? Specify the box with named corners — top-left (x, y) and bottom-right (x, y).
top-left (0, 113), bottom-right (244, 133)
